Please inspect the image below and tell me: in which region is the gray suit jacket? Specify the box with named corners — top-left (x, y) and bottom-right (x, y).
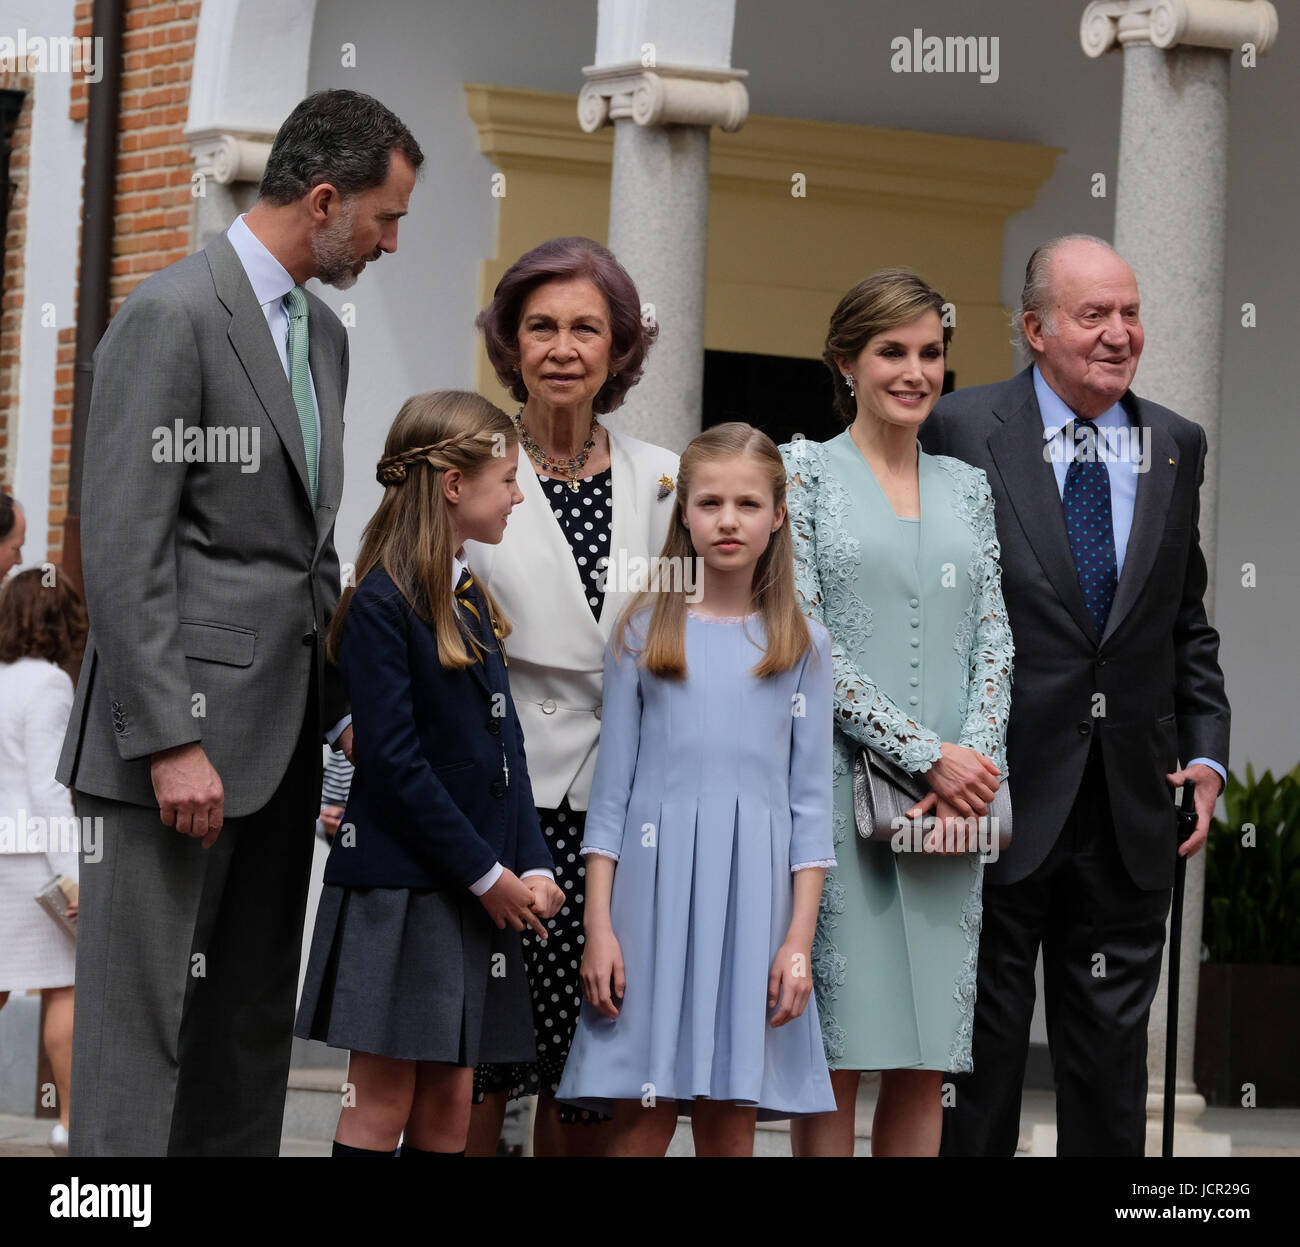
top-left (58, 232), bottom-right (350, 818)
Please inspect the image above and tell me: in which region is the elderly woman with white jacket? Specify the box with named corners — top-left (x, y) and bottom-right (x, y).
top-left (464, 237), bottom-right (678, 1157)
top-left (0, 566), bottom-right (88, 1154)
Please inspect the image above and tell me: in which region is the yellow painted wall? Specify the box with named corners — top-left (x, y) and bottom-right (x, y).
top-left (464, 84), bottom-right (1060, 415)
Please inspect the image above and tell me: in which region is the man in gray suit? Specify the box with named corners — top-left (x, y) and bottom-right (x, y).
top-left (58, 90), bottom-right (422, 1156)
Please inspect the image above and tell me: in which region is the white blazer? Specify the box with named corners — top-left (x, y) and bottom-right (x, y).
top-left (464, 427), bottom-right (679, 810)
top-left (0, 657), bottom-right (80, 878)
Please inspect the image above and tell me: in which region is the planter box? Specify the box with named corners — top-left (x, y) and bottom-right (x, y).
top-left (1195, 963), bottom-right (1300, 1107)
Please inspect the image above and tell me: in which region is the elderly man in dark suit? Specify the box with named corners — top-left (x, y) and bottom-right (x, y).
top-left (58, 90), bottom-right (422, 1156)
top-left (922, 235), bottom-right (1230, 1156)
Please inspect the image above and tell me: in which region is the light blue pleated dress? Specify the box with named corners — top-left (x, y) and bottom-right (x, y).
top-left (555, 606), bottom-right (838, 1120)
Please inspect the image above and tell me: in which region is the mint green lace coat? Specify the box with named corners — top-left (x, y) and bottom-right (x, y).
top-left (780, 432), bottom-right (1013, 1072)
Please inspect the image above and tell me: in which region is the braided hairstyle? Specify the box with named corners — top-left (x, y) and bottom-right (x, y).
top-left (374, 431), bottom-right (489, 486)
top-left (330, 390), bottom-right (518, 669)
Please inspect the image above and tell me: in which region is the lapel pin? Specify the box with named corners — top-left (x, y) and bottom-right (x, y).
top-left (657, 474), bottom-right (675, 500)
top-left (1168, 458), bottom-right (1175, 466)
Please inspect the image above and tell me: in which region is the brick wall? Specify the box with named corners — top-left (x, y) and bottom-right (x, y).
top-left (46, 0), bottom-right (200, 565)
top-left (0, 69), bottom-right (35, 492)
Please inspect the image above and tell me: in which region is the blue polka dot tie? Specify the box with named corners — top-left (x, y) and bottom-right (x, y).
top-left (1062, 421), bottom-right (1117, 635)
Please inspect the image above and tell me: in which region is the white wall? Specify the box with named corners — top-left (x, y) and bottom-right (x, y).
top-left (305, 0), bottom-right (598, 581)
top-left (1213, 50), bottom-right (1299, 783)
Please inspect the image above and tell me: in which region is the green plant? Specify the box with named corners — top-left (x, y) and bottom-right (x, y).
top-left (1202, 761), bottom-right (1300, 965)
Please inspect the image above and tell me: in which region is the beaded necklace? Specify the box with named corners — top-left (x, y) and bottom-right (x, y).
top-left (513, 410), bottom-right (600, 492)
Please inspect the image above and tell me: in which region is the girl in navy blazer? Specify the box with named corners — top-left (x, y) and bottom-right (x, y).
top-left (295, 390), bottom-right (563, 1157)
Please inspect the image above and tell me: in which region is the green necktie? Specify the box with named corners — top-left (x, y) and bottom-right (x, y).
top-left (284, 285), bottom-right (318, 506)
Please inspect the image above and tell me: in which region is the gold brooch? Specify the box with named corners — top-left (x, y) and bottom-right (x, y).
top-left (657, 474), bottom-right (675, 500)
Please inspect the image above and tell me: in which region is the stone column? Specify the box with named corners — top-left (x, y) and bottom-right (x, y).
top-left (579, 0), bottom-right (748, 452)
top-left (186, 132), bottom-right (272, 244)
top-left (184, 0), bottom-right (319, 244)
top-left (1080, 0), bottom-right (1278, 1145)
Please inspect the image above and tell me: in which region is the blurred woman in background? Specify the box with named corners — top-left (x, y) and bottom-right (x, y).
top-left (0, 568), bottom-right (89, 1154)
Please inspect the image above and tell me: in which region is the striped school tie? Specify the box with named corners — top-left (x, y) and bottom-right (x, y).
top-left (455, 567), bottom-right (506, 666)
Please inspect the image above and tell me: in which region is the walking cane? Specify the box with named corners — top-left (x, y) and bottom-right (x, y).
top-left (1162, 780), bottom-right (1199, 1157)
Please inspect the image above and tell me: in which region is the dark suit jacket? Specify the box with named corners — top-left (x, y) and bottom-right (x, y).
top-left (57, 232), bottom-right (350, 816)
top-left (920, 366), bottom-right (1229, 890)
top-left (323, 567), bottom-right (553, 891)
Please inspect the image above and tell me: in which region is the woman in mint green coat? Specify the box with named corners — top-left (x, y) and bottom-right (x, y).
top-left (781, 270), bottom-right (1013, 1157)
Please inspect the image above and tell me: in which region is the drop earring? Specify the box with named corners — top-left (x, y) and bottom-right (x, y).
top-left (843, 372), bottom-right (856, 397)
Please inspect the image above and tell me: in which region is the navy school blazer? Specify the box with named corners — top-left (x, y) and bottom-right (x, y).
top-left (322, 566), bottom-right (553, 890)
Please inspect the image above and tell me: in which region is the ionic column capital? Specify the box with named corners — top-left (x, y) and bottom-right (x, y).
top-left (578, 63), bottom-right (749, 134)
top-left (1081, 0), bottom-right (1278, 57)
top-left (186, 127), bottom-right (274, 186)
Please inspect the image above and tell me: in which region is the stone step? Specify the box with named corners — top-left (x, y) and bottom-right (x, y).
top-left (0, 993), bottom-right (43, 1115)
top-left (289, 1036), bottom-right (349, 1071)
top-left (282, 1066), bottom-right (349, 1144)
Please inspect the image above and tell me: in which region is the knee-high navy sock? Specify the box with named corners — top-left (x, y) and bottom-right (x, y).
top-left (399, 1142), bottom-right (465, 1156)
top-left (332, 1139), bottom-right (397, 1156)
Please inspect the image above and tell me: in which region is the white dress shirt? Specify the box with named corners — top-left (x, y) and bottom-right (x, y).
top-left (225, 213), bottom-right (322, 470)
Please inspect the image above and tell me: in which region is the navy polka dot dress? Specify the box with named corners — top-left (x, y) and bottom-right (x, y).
top-left (547, 468), bottom-right (613, 614)
top-left (473, 467), bottom-right (613, 1123)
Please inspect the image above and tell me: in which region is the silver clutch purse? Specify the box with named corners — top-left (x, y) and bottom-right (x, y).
top-left (852, 747), bottom-right (1012, 852)
top-left (35, 875), bottom-right (78, 941)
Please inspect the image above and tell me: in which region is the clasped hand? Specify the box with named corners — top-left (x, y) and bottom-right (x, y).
top-left (906, 741), bottom-right (1001, 855)
top-left (479, 869), bottom-right (564, 940)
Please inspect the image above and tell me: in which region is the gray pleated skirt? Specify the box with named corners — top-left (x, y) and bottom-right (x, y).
top-left (295, 883), bottom-right (536, 1066)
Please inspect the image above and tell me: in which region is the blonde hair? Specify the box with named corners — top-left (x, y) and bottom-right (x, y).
top-left (329, 390), bottom-right (516, 669)
top-left (612, 422), bottom-right (815, 680)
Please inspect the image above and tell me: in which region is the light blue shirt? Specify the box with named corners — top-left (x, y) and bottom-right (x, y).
top-left (225, 214), bottom-right (321, 484)
top-left (1034, 366), bottom-right (1224, 790)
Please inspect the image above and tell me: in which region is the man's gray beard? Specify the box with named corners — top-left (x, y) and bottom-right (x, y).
top-left (312, 199), bottom-right (362, 290)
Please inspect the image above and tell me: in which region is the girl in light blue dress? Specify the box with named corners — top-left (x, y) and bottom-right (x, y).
top-left (555, 423), bottom-right (837, 1155)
